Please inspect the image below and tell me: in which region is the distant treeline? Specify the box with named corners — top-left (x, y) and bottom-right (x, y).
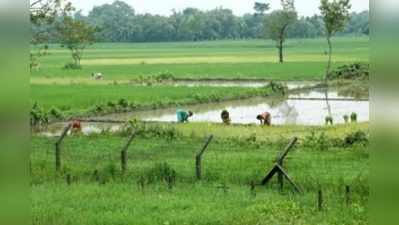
top-left (39, 0), bottom-right (369, 43)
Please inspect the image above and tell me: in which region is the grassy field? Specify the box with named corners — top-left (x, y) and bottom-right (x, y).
top-left (31, 37), bottom-right (369, 81)
top-left (31, 84), bottom-right (277, 117)
top-left (31, 123), bottom-right (368, 225)
top-left (31, 36), bottom-right (369, 225)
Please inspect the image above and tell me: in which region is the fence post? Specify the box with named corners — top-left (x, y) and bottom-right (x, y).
top-left (55, 124), bottom-right (72, 172)
top-left (66, 174), bottom-right (72, 185)
top-left (120, 132), bottom-right (136, 173)
top-left (318, 189), bottom-right (323, 211)
top-left (195, 135), bottom-right (214, 180)
top-left (345, 185), bottom-right (351, 206)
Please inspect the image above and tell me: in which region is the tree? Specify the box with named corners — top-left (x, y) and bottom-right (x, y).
top-left (265, 0), bottom-right (297, 63)
top-left (319, 0), bottom-right (351, 80)
top-left (254, 2), bottom-right (270, 16)
top-left (30, 0), bottom-right (74, 71)
top-left (57, 17), bottom-right (97, 68)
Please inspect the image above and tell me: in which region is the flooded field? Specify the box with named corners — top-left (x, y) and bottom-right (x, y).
top-left (169, 80), bottom-right (318, 89)
top-left (37, 84), bottom-right (369, 136)
top-left (131, 88), bottom-right (369, 125)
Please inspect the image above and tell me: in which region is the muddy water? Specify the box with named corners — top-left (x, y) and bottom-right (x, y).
top-left (89, 87), bottom-right (368, 125)
top-left (36, 85), bottom-right (369, 137)
top-left (133, 88), bottom-right (368, 125)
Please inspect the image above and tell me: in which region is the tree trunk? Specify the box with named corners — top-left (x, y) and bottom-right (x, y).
top-left (325, 37), bottom-right (332, 81)
top-left (278, 40), bottom-right (284, 63)
top-left (324, 36), bottom-right (333, 117)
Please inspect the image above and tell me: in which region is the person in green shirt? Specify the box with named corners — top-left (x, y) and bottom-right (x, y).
top-left (176, 110), bottom-right (193, 123)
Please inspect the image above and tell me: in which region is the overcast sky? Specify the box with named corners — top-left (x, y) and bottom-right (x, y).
top-left (69, 0), bottom-right (369, 17)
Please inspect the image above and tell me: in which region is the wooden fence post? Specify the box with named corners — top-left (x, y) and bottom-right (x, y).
top-left (318, 189), bottom-right (323, 211)
top-left (120, 132), bottom-right (136, 173)
top-left (195, 135), bottom-right (214, 180)
top-left (55, 124), bottom-right (72, 172)
top-left (345, 185), bottom-right (351, 206)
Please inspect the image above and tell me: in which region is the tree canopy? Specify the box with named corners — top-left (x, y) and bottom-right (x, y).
top-left (35, 0), bottom-right (369, 43)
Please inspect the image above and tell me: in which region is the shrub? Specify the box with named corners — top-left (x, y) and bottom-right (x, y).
top-left (118, 98), bottom-right (129, 108)
top-left (269, 81), bottom-right (287, 94)
top-left (63, 62), bottom-right (82, 70)
top-left (303, 131), bottom-right (331, 151)
top-left (155, 72), bottom-right (175, 81)
top-left (107, 101), bottom-right (116, 108)
top-left (142, 162), bottom-right (177, 187)
top-left (344, 130), bottom-right (368, 147)
top-left (30, 103), bottom-right (49, 126)
top-left (328, 63), bottom-right (369, 80)
top-left (49, 107), bottom-right (64, 120)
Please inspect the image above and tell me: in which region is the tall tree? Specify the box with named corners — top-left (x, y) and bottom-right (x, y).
top-left (254, 2), bottom-right (270, 16)
top-left (56, 17), bottom-right (97, 68)
top-left (265, 0), bottom-right (297, 63)
top-left (319, 0), bottom-right (351, 80)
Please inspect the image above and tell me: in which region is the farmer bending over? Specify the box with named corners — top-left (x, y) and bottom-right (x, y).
top-left (71, 119), bottom-right (82, 133)
top-left (176, 110), bottom-right (193, 123)
top-left (256, 112), bottom-right (271, 126)
top-left (221, 110), bottom-right (231, 125)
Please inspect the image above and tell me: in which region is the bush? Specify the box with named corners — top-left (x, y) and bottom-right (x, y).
top-left (303, 131), bottom-right (331, 151)
top-left (30, 103), bottom-right (49, 126)
top-left (118, 98), bottom-right (129, 108)
top-left (142, 162), bottom-right (177, 187)
top-left (155, 72), bottom-right (175, 81)
top-left (328, 63), bottom-right (369, 80)
top-left (49, 107), bottom-right (64, 120)
top-left (344, 130), bottom-right (368, 147)
top-left (269, 81), bottom-right (287, 94)
top-left (63, 62), bottom-right (82, 70)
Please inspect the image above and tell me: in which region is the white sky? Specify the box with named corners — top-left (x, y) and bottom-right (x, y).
top-left (69, 0), bottom-right (369, 17)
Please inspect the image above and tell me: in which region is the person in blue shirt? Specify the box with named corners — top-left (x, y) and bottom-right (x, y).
top-left (176, 110), bottom-right (193, 123)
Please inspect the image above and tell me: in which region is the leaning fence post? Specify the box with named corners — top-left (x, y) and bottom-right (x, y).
top-left (120, 132), bottom-right (136, 173)
top-left (345, 185), bottom-right (351, 206)
top-left (318, 189), bottom-right (323, 211)
top-left (195, 135), bottom-right (214, 180)
top-left (55, 124), bottom-right (72, 172)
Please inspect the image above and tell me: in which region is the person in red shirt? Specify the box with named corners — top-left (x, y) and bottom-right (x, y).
top-left (71, 119), bottom-right (82, 132)
top-left (256, 112), bottom-right (271, 126)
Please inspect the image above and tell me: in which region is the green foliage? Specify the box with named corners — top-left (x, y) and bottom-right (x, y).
top-left (344, 130), bottom-right (368, 147)
top-left (343, 115), bottom-right (349, 123)
top-left (303, 131), bottom-right (331, 151)
top-left (31, 129), bottom-right (368, 224)
top-left (48, 107), bottom-right (64, 120)
top-left (254, 2), bottom-right (270, 15)
top-left (31, 84), bottom-right (276, 117)
top-left (319, 0), bottom-right (352, 38)
top-left (57, 16), bottom-right (97, 68)
top-left (142, 162), bottom-right (177, 186)
top-left (30, 102), bottom-right (49, 126)
top-left (63, 62), bottom-right (82, 70)
top-left (265, 1), bottom-right (298, 63)
top-left (329, 63), bottom-right (369, 80)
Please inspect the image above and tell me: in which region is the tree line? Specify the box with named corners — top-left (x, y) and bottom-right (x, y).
top-left (34, 0), bottom-right (368, 43)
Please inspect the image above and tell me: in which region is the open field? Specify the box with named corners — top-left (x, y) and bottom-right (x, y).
top-left (31, 35), bottom-right (369, 225)
top-left (31, 37), bottom-right (369, 82)
top-left (31, 123), bottom-right (368, 225)
top-left (31, 84), bottom-right (277, 117)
